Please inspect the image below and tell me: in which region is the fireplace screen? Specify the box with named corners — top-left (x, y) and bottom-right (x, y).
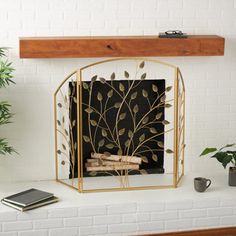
top-left (54, 58), bottom-right (185, 192)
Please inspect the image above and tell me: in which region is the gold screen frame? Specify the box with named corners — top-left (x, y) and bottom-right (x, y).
top-left (54, 58), bottom-right (185, 193)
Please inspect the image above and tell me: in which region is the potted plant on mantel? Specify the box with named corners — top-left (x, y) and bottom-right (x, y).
top-left (0, 47), bottom-right (17, 155)
top-left (200, 143), bottom-right (236, 186)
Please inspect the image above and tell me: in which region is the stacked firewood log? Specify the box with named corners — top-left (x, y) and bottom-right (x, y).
top-left (85, 153), bottom-right (142, 172)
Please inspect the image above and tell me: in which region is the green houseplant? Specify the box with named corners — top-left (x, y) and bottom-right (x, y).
top-left (0, 47), bottom-right (16, 155)
top-left (200, 143), bottom-right (236, 186)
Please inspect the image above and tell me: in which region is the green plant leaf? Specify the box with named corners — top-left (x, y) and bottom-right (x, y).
top-left (200, 148), bottom-right (217, 156)
top-left (220, 143), bottom-right (236, 150)
top-left (212, 152), bottom-right (232, 168)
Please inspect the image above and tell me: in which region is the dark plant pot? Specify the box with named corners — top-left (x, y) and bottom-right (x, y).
top-left (228, 167), bottom-right (236, 186)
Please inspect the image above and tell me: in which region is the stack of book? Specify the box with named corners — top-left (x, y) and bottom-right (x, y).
top-left (1, 188), bottom-right (59, 211)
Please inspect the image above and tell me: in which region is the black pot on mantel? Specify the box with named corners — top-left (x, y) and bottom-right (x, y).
top-left (228, 167), bottom-right (236, 186)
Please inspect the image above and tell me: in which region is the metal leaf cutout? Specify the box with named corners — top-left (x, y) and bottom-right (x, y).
top-left (152, 154), bottom-right (158, 162)
top-left (73, 97), bottom-right (77, 103)
top-left (165, 104), bottom-right (172, 108)
top-left (64, 129), bottom-right (69, 136)
top-left (72, 120), bottom-right (76, 127)
top-left (124, 71), bottom-right (129, 78)
top-left (162, 120), bottom-right (170, 125)
top-left (97, 92), bottom-right (103, 101)
top-left (62, 144), bottom-right (66, 150)
top-left (131, 92), bottom-right (137, 100)
top-left (160, 95), bottom-right (166, 103)
top-left (85, 108), bottom-right (93, 113)
top-left (99, 77), bottom-right (106, 84)
top-left (57, 103), bottom-right (62, 108)
top-left (166, 149), bottom-right (174, 154)
top-left (110, 72), bottom-right (115, 80)
top-left (119, 113), bottom-right (126, 120)
top-left (102, 129), bottom-right (107, 137)
top-left (128, 130), bottom-right (133, 138)
top-left (142, 116), bottom-right (149, 124)
top-left (157, 141), bottom-right (164, 148)
top-left (152, 84), bottom-right (158, 92)
top-left (61, 160), bottom-right (65, 165)
top-left (139, 61), bottom-right (145, 69)
top-left (150, 127), bottom-right (157, 134)
top-left (125, 140), bottom-right (130, 147)
top-left (114, 102), bottom-right (121, 108)
top-left (91, 75), bottom-right (97, 82)
top-left (141, 73), bottom-right (146, 80)
top-left (142, 89), bottom-right (148, 98)
top-left (83, 136), bottom-right (90, 143)
top-left (119, 83), bottom-right (125, 92)
top-left (166, 86), bottom-right (172, 92)
top-left (133, 104), bottom-right (139, 113)
top-left (118, 128), bottom-right (125, 136)
top-left (139, 134), bottom-right (145, 143)
top-left (107, 89), bottom-right (113, 98)
top-left (156, 112), bottom-right (162, 120)
top-left (57, 120), bottom-right (61, 126)
top-left (141, 156), bottom-right (148, 163)
top-left (57, 150), bottom-right (61, 154)
top-left (90, 120), bottom-right (97, 126)
top-left (98, 139), bottom-right (105, 147)
top-left (106, 143), bottom-right (114, 149)
top-left (83, 82), bottom-right (89, 90)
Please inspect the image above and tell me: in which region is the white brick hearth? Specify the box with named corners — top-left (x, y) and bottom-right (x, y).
top-left (0, 173), bottom-right (236, 236)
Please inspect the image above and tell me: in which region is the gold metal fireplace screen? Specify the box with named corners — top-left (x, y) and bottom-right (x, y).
top-left (54, 58), bottom-right (185, 193)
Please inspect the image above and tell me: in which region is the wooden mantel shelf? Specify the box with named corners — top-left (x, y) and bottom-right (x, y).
top-left (19, 35), bottom-right (225, 58)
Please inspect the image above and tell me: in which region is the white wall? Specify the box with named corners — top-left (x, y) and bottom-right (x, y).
top-left (0, 0), bottom-right (236, 182)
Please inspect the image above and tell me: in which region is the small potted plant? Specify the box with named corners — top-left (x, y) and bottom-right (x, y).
top-left (200, 143), bottom-right (236, 186)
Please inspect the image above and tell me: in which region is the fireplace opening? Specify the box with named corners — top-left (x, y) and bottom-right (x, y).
top-left (69, 79), bottom-right (166, 178)
top-left (54, 58), bottom-right (185, 192)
